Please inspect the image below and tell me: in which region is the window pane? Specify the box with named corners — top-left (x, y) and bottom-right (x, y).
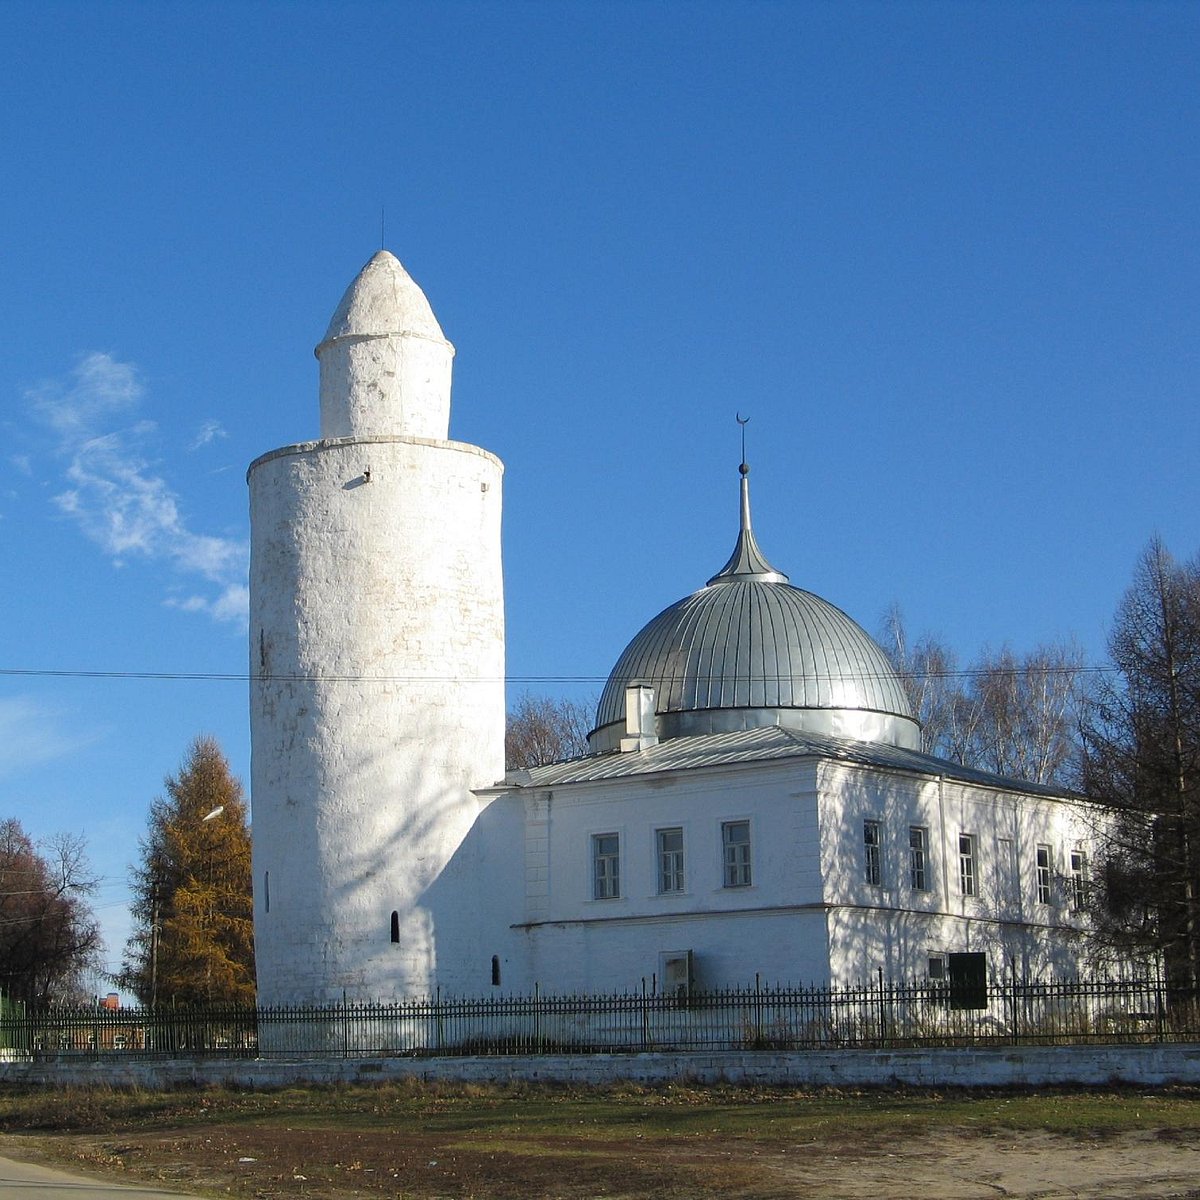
top-left (657, 827), bottom-right (685, 894)
top-left (1070, 850), bottom-right (1088, 911)
top-left (864, 820), bottom-right (881, 886)
top-left (1036, 845), bottom-right (1052, 905)
top-left (958, 833), bottom-right (976, 897)
top-left (909, 827), bottom-right (927, 891)
top-left (593, 833), bottom-right (620, 899)
top-left (722, 821), bottom-right (751, 887)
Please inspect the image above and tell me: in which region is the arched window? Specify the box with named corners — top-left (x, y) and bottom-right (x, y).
top-left (491, 955), bottom-right (501, 987)
top-left (390, 911), bottom-right (400, 943)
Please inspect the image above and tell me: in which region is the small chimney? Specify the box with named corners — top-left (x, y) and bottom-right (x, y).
top-left (619, 683), bottom-right (659, 752)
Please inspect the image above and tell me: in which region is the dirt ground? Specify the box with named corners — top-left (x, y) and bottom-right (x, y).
top-left (11, 1119), bottom-right (1200, 1199)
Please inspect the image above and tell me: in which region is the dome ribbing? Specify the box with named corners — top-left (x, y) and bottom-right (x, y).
top-left (589, 465), bottom-right (920, 753)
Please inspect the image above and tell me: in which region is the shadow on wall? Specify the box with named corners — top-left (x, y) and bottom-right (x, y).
top-left (820, 766), bottom-right (1094, 985)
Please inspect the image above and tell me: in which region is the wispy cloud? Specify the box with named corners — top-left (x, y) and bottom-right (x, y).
top-left (0, 696), bottom-right (101, 778)
top-left (28, 353), bottom-right (248, 626)
top-left (189, 419), bottom-right (228, 451)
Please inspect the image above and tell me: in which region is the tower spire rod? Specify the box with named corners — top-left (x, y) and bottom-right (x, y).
top-left (736, 413), bottom-right (751, 532)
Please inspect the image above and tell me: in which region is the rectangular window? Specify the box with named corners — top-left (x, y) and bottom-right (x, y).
top-left (863, 819), bottom-right (882, 886)
top-left (928, 954), bottom-right (947, 982)
top-left (657, 827), bottom-right (685, 894)
top-left (722, 820), bottom-right (752, 888)
top-left (958, 833), bottom-right (976, 897)
top-left (1036, 844), bottom-right (1052, 905)
top-left (592, 833), bottom-right (620, 900)
top-left (1070, 850), bottom-right (1088, 912)
top-left (909, 826), bottom-right (928, 891)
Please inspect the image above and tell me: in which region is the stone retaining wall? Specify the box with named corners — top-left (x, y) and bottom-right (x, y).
top-left (4, 1044), bottom-right (1199, 1090)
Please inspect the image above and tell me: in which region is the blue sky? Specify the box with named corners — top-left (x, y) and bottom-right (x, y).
top-left (2, 0), bottom-right (1197, 987)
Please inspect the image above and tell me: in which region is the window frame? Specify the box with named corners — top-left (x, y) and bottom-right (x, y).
top-left (592, 832), bottom-right (621, 900)
top-left (1070, 849), bottom-right (1088, 912)
top-left (656, 826), bottom-right (686, 895)
top-left (721, 819), bottom-right (752, 888)
top-left (958, 832), bottom-right (977, 897)
top-left (1036, 844), bottom-right (1053, 905)
top-left (863, 819), bottom-right (882, 887)
top-left (909, 825), bottom-right (929, 892)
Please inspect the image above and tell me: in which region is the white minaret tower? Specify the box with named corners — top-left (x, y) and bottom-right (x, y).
top-left (248, 251), bottom-right (504, 1004)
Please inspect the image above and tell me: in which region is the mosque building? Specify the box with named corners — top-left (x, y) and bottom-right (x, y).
top-left (248, 251), bottom-right (1111, 1006)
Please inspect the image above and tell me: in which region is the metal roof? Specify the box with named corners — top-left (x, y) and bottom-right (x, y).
top-left (595, 577), bottom-right (914, 727)
top-left (503, 725), bottom-right (1075, 799)
top-left (592, 464), bottom-right (914, 743)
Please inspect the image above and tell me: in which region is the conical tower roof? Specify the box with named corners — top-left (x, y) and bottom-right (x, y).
top-left (319, 250), bottom-right (447, 347)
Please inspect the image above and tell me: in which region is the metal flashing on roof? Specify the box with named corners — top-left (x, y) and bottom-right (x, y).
top-left (503, 725), bottom-right (1078, 800)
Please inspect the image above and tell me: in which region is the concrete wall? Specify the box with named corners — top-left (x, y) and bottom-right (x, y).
top-left (7, 1044), bottom-right (1200, 1089)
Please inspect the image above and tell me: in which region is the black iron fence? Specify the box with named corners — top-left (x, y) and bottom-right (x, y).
top-left (0, 976), bottom-right (1192, 1061)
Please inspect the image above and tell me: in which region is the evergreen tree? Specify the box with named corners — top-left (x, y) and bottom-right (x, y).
top-left (1082, 538), bottom-right (1200, 986)
top-left (121, 737), bottom-right (255, 1005)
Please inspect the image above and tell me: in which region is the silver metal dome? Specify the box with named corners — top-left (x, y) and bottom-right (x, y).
top-left (589, 465), bottom-right (920, 753)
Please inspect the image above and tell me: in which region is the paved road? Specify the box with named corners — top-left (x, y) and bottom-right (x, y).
top-left (0, 1154), bottom-right (199, 1198)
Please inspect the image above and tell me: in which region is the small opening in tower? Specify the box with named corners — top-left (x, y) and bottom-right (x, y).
top-left (491, 955), bottom-right (501, 987)
top-left (390, 911), bottom-right (400, 943)
top-left (264, 871), bottom-right (270, 914)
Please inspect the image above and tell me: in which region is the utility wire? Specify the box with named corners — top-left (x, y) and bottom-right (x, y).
top-left (0, 664), bottom-right (1122, 684)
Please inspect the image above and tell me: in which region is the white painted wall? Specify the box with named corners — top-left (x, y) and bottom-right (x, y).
top-left (820, 761), bottom-right (1112, 984)
top-left (249, 435), bottom-right (504, 1004)
top-left (476, 756), bottom-right (1116, 997)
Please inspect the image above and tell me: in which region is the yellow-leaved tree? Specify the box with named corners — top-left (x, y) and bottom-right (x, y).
top-left (120, 736), bottom-right (254, 1006)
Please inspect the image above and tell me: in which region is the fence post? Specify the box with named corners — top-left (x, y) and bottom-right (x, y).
top-left (876, 967), bottom-right (886, 1046)
top-left (1156, 979), bottom-right (1166, 1043)
top-left (532, 982), bottom-right (540, 1052)
top-left (640, 978), bottom-right (649, 1052)
top-left (754, 973), bottom-right (763, 1047)
top-left (1009, 961), bottom-right (1018, 1047)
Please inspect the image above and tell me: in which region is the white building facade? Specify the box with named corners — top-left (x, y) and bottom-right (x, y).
top-left (249, 252), bottom-right (1118, 1006)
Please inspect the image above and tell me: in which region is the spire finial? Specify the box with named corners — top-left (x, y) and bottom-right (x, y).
top-left (706, 414), bottom-right (788, 585)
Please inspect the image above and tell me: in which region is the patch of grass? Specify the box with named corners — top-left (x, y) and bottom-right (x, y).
top-left (2, 1081), bottom-right (1200, 1199)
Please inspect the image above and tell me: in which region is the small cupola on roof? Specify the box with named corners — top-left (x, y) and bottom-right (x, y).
top-left (315, 250), bottom-right (455, 442)
top-left (588, 459), bottom-right (921, 754)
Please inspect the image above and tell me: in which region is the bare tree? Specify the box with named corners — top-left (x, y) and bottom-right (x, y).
top-left (1081, 538), bottom-right (1200, 986)
top-left (951, 643), bottom-right (1084, 786)
top-left (506, 693), bottom-right (592, 769)
top-left (879, 604), bottom-right (960, 756)
top-left (880, 606), bottom-right (1083, 787)
top-left (0, 819), bottom-right (102, 1004)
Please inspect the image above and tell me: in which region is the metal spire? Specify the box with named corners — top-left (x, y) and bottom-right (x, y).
top-left (706, 414), bottom-right (789, 585)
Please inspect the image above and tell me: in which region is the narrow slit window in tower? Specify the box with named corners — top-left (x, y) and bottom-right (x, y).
top-left (390, 911), bottom-right (400, 943)
top-left (491, 955), bottom-right (501, 987)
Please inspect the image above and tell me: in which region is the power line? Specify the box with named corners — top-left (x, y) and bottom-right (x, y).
top-left (0, 663), bottom-right (1122, 684)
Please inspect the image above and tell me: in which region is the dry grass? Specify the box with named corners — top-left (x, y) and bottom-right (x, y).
top-left (1, 1080), bottom-right (1199, 1199)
